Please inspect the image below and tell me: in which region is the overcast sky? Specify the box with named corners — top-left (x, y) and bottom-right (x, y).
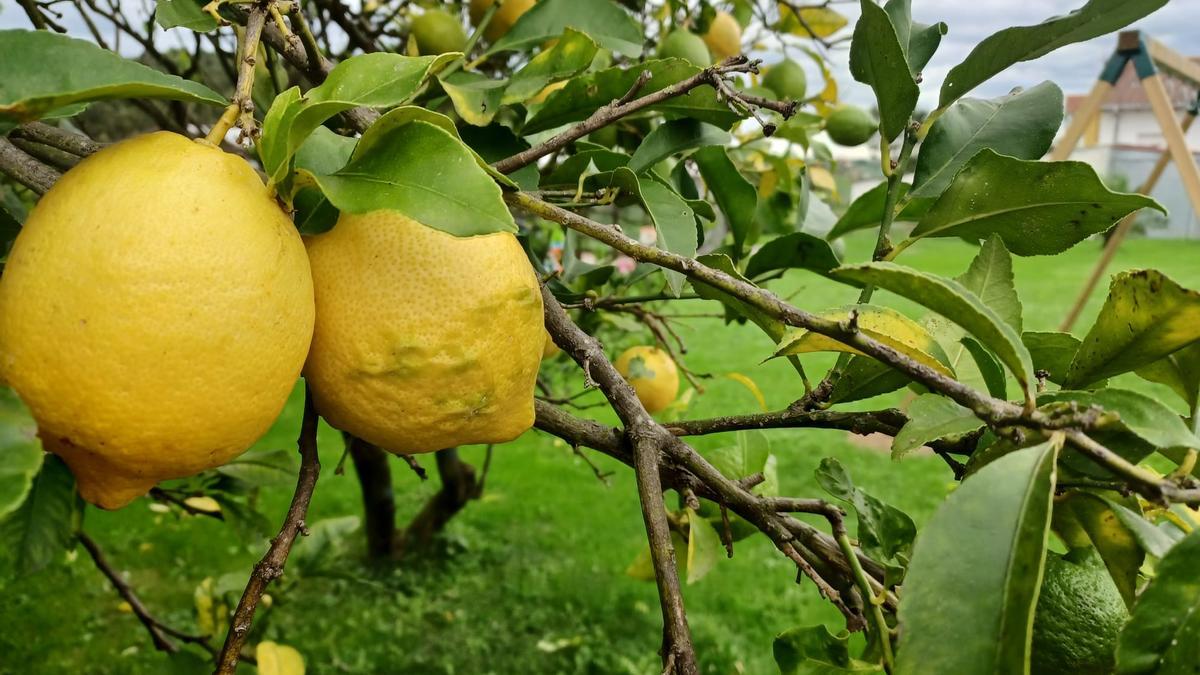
top-left (2, 0), bottom-right (1193, 110)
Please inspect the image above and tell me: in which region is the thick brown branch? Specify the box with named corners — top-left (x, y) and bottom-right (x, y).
top-left (13, 122), bottom-right (102, 157)
top-left (347, 435), bottom-right (396, 557)
top-left (0, 137), bottom-right (61, 195)
top-left (215, 385), bottom-right (321, 674)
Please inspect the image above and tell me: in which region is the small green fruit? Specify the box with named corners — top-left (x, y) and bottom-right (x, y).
top-left (762, 59), bottom-right (807, 100)
top-left (1030, 550), bottom-right (1128, 675)
top-left (824, 104), bottom-right (877, 146)
top-left (411, 9), bottom-right (467, 55)
top-left (658, 30), bottom-right (711, 68)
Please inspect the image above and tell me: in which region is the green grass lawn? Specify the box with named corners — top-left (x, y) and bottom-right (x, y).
top-left (2, 233), bottom-right (1198, 674)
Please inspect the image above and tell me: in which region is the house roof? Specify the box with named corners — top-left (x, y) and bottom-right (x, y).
top-left (1066, 58), bottom-right (1200, 113)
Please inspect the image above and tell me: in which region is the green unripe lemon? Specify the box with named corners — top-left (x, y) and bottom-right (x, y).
top-left (658, 30), bottom-right (711, 68)
top-left (411, 9), bottom-right (467, 55)
top-left (762, 59), bottom-right (807, 100)
top-left (824, 104), bottom-right (877, 146)
top-left (1030, 550), bottom-right (1128, 675)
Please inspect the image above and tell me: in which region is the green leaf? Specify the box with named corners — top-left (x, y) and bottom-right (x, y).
top-left (307, 120), bottom-right (516, 236)
top-left (1066, 270), bottom-right (1200, 389)
top-left (458, 123), bottom-right (540, 191)
top-left (488, 0), bottom-right (643, 57)
top-left (774, 624), bottom-right (884, 674)
top-left (258, 52), bottom-right (454, 184)
top-left (692, 146), bottom-right (756, 260)
top-left (835, 261), bottom-right (1036, 401)
top-left (1023, 331), bottom-right (1082, 385)
top-left (828, 358), bottom-right (912, 405)
top-left (1136, 343), bottom-right (1200, 410)
top-left (939, 0), bottom-right (1169, 107)
top-left (503, 28), bottom-right (599, 103)
top-left (1116, 528), bottom-right (1200, 674)
top-left (955, 234), bottom-right (1023, 332)
top-left (0, 389), bottom-right (44, 521)
top-left (608, 168), bottom-right (695, 295)
top-left (895, 440), bottom-right (1058, 675)
top-left (708, 430), bottom-right (778, 496)
top-left (744, 232), bottom-right (842, 281)
top-left (692, 254), bottom-right (786, 342)
top-left (155, 0), bottom-right (216, 31)
top-left (848, 0), bottom-right (918, 141)
top-left (0, 455), bottom-right (79, 577)
top-left (1106, 499), bottom-right (1177, 560)
top-left (892, 394), bottom-right (983, 459)
top-left (816, 457), bottom-right (915, 563)
top-left (905, 20), bottom-right (947, 78)
top-left (524, 59), bottom-right (741, 135)
top-left (776, 304), bottom-right (955, 378)
top-left (912, 82), bottom-right (1064, 199)
top-left (628, 120), bottom-right (730, 174)
top-left (908, 150), bottom-right (1165, 255)
top-left (961, 336), bottom-right (1008, 399)
top-left (685, 507), bottom-right (722, 584)
top-left (215, 449), bottom-right (299, 487)
top-left (438, 71), bottom-right (506, 127)
top-left (1040, 388), bottom-right (1200, 452)
top-left (1059, 491), bottom-right (1142, 608)
top-left (826, 181), bottom-right (926, 241)
top-left (0, 29), bottom-right (225, 133)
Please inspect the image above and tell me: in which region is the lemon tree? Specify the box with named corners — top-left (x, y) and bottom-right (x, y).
top-left (0, 1), bottom-right (1194, 674)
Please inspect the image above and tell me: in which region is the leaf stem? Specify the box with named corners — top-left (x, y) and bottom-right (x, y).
top-left (837, 531), bottom-right (894, 672)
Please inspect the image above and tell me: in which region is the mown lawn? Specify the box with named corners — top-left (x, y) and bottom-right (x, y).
top-left (2, 233), bottom-right (1198, 674)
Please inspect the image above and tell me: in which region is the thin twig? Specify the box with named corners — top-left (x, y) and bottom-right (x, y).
top-left (215, 385), bottom-right (321, 674)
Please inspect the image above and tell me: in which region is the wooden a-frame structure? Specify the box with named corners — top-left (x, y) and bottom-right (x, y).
top-left (1054, 31), bottom-right (1200, 331)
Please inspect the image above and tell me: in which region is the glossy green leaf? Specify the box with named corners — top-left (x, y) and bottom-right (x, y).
top-left (744, 232), bottom-right (842, 281)
top-left (774, 624), bottom-right (884, 674)
top-left (543, 148), bottom-right (630, 186)
top-left (503, 28), bottom-right (599, 103)
top-left (961, 336), bottom-right (1008, 399)
top-left (0, 455), bottom-right (79, 577)
top-left (155, 0), bottom-right (216, 31)
top-left (848, 0), bottom-right (918, 141)
top-left (609, 168), bottom-right (694, 295)
top-left (938, 0), bottom-right (1168, 107)
top-left (835, 261), bottom-right (1035, 401)
top-left (306, 120), bottom-right (516, 236)
top-left (905, 20), bottom-right (947, 78)
top-left (438, 71), bottom-right (506, 127)
top-left (685, 507), bottom-right (722, 584)
top-left (693, 146), bottom-right (756, 260)
top-left (908, 150), bottom-right (1164, 255)
top-left (1116, 529), bottom-right (1200, 674)
top-left (892, 394), bottom-right (983, 459)
top-left (826, 182), bottom-right (926, 240)
top-left (708, 431), bottom-right (777, 494)
top-left (1060, 491), bottom-right (1142, 608)
top-left (828, 358), bottom-right (912, 405)
top-left (488, 0), bottom-right (643, 57)
top-left (692, 254), bottom-right (786, 342)
top-left (524, 59), bottom-right (741, 135)
top-left (458, 123), bottom-right (540, 191)
top-left (956, 234), bottom-right (1022, 332)
top-left (215, 449), bottom-right (299, 487)
top-left (0, 389), bottom-right (42, 521)
top-left (1023, 331), bottom-right (1082, 385)
top-left (628, 120), bottom-right (729, 174)
top-left (1136, 343), bottom-right (1200, 410)
top-left (0, 29), bottom-right (225, 134)
top-left (912, 82), bottom-right (1064, 199)
top-left (1106, 499), bottom-right (1177, 560)
top-left (1067, 270), bottom-right (1200, 388)
top-left (258, 52), bottom-right (454, 184)
top-left (896, 440), bottom-right (1058, 675)
top-left (816, 457), bottom-right (915, 563)
top-left (776, 304), bottom-right (955, 378)
top-left (1041, 388), bottom-right (1200, 452)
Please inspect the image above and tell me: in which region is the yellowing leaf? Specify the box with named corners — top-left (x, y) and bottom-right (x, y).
top-left (800, 46), bottom-right (837, 114)
top-left (777, 4), bottom-right (848, 38)
top-left (257, 641), bottom-right (306, 675)
top-left (183, 496), bottom-right (221, 514)
top-left (775, 304), bottom-right (954, 378)
top-left (726, 372), bottom-right (768, 412)
top-left (807, 165), bottom-right (837, 196)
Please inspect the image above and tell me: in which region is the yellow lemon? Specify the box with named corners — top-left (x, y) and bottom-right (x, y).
top-left (303, 210), bottom-right (543, 454)
top-left (702, 11), bottom-right (742, 61)
top-left (615, 346), bottom-right (679, 413)
top-left (543, 329), bottom-right (561, 359)
top-left (469, 0), bottom-right (536, 43)
top-left (0, 132), bottom-right (314, 509)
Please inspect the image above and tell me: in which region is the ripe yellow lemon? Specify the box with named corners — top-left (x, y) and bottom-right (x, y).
top-left (469, 0), bottom-right (536, 43)
top-left (303, 210), bottom-right (543, 454)
top-left (702, 11), bottom-right (742, 61)
top-left (615, 346), bottom-right (679, 413)
top-left (0, 132), bottom-right (315, 509)
top-left (542, 329), bottom-right (561, 359)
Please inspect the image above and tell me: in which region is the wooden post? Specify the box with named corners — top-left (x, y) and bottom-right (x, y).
top-left (1050, 80), bottom-right (1112, 161)
top-left (1142, 73), bottom-right (1200, 218)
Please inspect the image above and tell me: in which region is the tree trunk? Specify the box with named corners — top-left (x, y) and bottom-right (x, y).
top-left (397, 448), bottom-right (479, 554)
top-left (347, 435), bottom-right (396, 558)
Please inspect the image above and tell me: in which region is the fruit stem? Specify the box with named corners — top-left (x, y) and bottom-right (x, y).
top-left (203, 103), bottom-right (240, 145)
